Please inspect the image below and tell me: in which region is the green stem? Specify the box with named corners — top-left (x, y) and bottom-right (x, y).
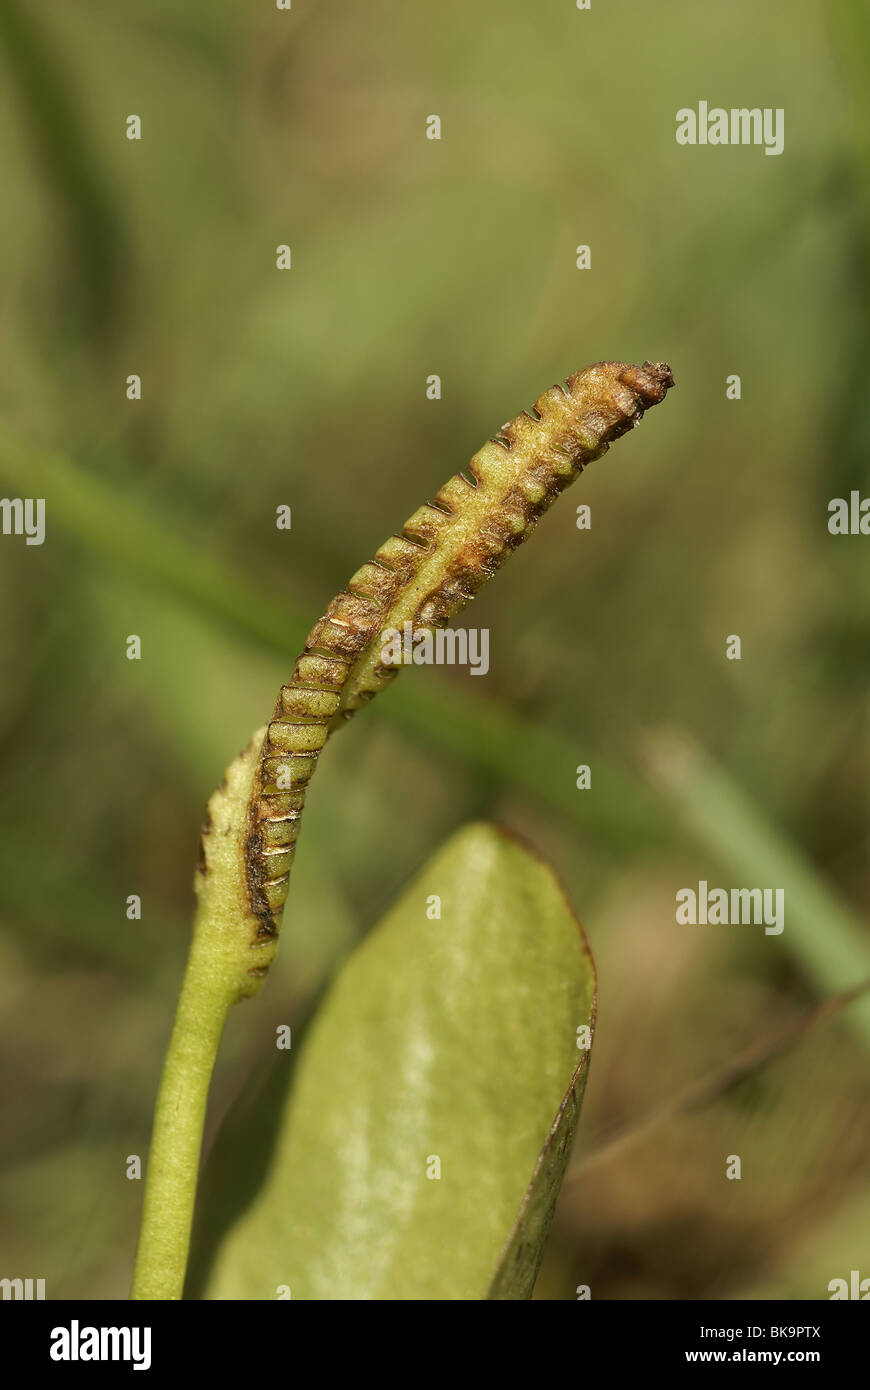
top-left (130, 920), bottom-right (233, 1299)
top-left (131, 729), bottom-right (269, 1299)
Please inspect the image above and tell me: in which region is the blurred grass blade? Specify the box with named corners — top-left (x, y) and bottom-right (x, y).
top-left (0, 428), bottom-right (661, 848)
top-left (378, 680), bottom-right (663, 853)
top-left (197, 822), bottom-right (596, 1300)
top-left (643, 730), bottom-right (870, 1042)
top-left (829, 0), bottom-right (870, 174)
top-left (0, 0), bottom-right (126, 338)
top-left (0, 430), bottom-right (299, 649)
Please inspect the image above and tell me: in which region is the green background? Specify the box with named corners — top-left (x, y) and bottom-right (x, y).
top-left (0, 0), bottom-right (868, 1299)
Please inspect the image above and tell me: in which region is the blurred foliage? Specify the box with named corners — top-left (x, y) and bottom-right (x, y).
top-left (0, 0), bottom-right (868, 1299)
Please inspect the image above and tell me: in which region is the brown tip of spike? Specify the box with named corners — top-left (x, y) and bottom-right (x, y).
top-left (618, 360), bottom-right (675, 404)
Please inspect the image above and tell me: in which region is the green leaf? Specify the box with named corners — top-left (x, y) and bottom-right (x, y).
top-left (198, 822), bottom-right (596, 1300)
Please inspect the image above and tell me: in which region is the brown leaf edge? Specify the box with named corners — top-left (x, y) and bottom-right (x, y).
top-left (486, 828), bottom-right (598, 1301)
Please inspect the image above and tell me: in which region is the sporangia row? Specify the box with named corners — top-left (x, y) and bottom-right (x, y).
top-left (240, 360), bottom-right (675, 963)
